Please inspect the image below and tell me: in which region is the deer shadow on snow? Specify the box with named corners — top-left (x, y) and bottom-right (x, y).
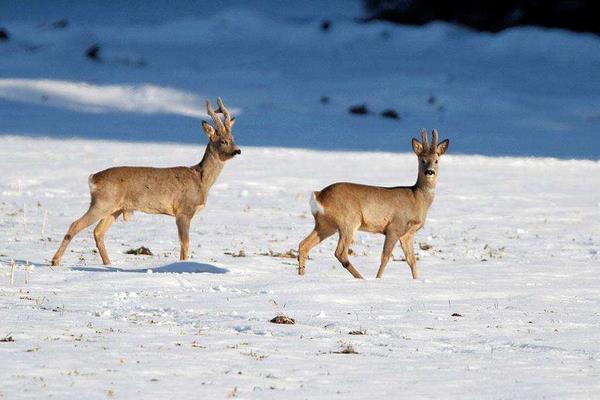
top-left (71, 261), bottom-right (228, 274)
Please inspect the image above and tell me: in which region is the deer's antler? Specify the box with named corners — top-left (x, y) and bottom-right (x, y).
top-left (206, 99), bottom-right (225, 132)
top-left (431, 129), bottom-right (439, 150)
top-left (420, 128), bottom-right (429, 151)
top-left (216, 97), bottom-right (233, 129)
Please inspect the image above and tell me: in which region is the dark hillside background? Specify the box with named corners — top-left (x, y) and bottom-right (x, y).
top-left (364, 0), bottom-right (600, 34)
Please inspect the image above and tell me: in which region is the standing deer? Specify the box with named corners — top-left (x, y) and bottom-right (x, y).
top-left (51, 98), bottom-right (241, 266)
top-left (298, 129), bottom-right (449, 279)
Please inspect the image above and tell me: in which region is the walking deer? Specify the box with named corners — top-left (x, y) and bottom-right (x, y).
top-left (51, 98), bottom-right (241, 266)
top-left (298, 129), bottom-right (449, 279)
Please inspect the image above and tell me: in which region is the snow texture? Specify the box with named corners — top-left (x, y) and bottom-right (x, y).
top-left (1, 1), bottom-right (600, 157)
top-left (1, 136), bottom-right (599, 399)
top-left (1, 1), bottom-right (600, 398)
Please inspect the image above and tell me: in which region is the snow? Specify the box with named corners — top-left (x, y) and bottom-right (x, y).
top-left (0, 79), bottom-right (212, 118)
top-left (1, 1), bottom-right (600, 398)
top-left (1, 136), bottom-right (599, 398)
top-left (1, 1), bottom-right (600, 157)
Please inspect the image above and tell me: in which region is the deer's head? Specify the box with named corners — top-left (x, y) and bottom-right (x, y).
top-left (412, 128), bottom-right (449, 184)
top-left (202, 97), bottom-right (241, 161)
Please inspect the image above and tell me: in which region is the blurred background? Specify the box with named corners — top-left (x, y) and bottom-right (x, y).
top-left (1, 0), bottom-right (599, 158)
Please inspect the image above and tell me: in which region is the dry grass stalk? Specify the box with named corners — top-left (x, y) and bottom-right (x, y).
top-left (334, 342), bottom-right (359, 354)
top-left (10, 259), bottom-right (15, 285)
top-left (224, 250), bottom-right (246, 257)
top-left (260, 249), bottom-right (297, 259)
top-left (348, 329), bottom-right (367, 335)
top-left (41, 210), bottom-right (48, 236)
top-left (25, 262), bottom-right (30, 284)
top-left (0, 334), bottom-right (15, 343)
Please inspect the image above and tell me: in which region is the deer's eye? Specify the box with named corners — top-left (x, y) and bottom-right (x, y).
top-left (220, 139), bottom-right (228, 145)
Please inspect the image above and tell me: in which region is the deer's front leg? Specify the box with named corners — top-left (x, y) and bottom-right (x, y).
top-left (176, 214), bottom-right (191, 260)
top-left (376, 233), bottom-right (398, 278)
top-left (399, 234), bottom-right (418, 279)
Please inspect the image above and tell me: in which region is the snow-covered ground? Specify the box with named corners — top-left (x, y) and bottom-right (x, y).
top-left (1, 136), bottom-right (599, 399)
top-left (1, 1), bottom-right (600, 398)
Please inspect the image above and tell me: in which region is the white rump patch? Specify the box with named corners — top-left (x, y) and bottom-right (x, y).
top-left (88, 174), bottom-right (96, 192)
top-left (309, 192), bottom-right (324, 215)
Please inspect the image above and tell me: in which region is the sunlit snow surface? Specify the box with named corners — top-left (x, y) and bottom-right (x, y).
top-left (1, 136), bottom-right (599, 399)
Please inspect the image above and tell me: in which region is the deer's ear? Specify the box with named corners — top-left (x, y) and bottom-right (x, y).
top-left (412, 138), bottom-right (423, 155)
top-left (436, 139), bottom-right (449, 155)
top-left (227, 117), bottom-right (236, 129)
top-left (202, 121), bottom-right (218, 141)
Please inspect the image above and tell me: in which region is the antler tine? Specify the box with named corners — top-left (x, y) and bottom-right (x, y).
top-left (216, 97), bottom-right (232, 125)
top-left (206, 99), bottom-right (225, 132)
top-left (420, 128), bottom-right (429, 151)
top-left (431, 129), bottom-right (439, 150)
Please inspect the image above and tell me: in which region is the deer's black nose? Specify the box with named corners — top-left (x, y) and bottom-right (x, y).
top-left (425, 169), bottom-right (435, 176)
top-left (232, 149), bottom-right (241, 155)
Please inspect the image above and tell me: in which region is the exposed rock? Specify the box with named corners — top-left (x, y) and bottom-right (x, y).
top-left (85, 44), bottom-right (101, 61)
top-left (381, 109), bottom-right (400, 119)
top-left (270, 314), bottom-right (295, 324)
top-left (364, 0), bottom-right (600, 35)
top-left (0, 28), bottom-right (9, 41)
top-left (320, 19), bottom-right (332, 32)
top-left (125, 246), bottom-right (153, 256)
top-left (349, 104), bottom-right (369, 115)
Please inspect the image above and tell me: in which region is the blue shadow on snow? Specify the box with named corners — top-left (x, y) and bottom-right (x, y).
top-left (70, 261), bottom-right (228, 274)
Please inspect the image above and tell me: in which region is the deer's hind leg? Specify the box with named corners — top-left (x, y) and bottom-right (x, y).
top-left (93, 210), bottom-right (122, 265)
top-left (335, 225), bottom-right (363, 279)
top-left (51, 204), bottom-right (112, 266)
top-left (298, 218), bottom-right (336, 276)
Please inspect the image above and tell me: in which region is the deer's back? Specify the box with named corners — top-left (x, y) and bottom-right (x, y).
top-left (89, 166), bottom-right (202, 216)
top-left (316, 183), bottom-right (417, 232)
top-left (318, 182), bottom-right (412, 204)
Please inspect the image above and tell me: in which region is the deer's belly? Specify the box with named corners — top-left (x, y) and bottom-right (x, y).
top-left (120, 193), bottom-right (177, 216)
top-left (359, 220), bottom-right (388, 234)
top-left (124, 201), bottom-right (175, 216)
top-left (135, 207), bottom-right (174, 216)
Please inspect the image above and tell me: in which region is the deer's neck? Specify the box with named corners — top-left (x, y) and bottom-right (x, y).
top-left (413, 175), bottom-right (436, 215)
top-left (194, 145), bottom-right (225, 195)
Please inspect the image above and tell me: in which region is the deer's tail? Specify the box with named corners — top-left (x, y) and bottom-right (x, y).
top-left (309, 191), bottom-right (324, 215)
